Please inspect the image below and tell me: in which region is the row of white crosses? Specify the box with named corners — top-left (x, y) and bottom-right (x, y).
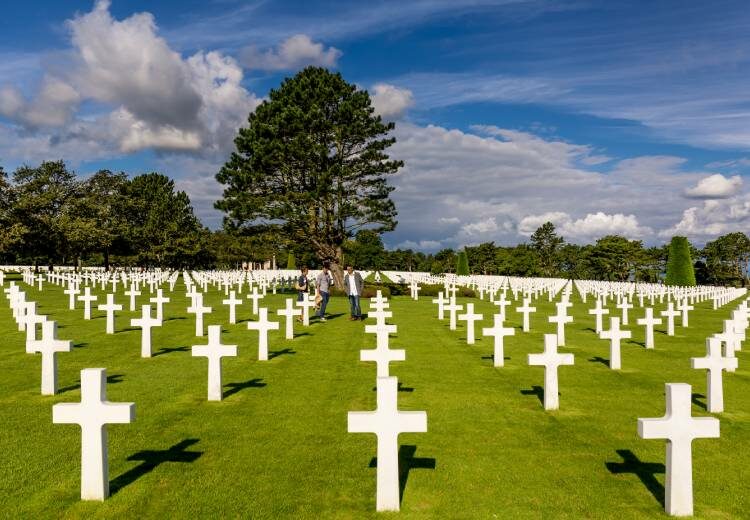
top-left (348, 291), bottom-right (427, 512)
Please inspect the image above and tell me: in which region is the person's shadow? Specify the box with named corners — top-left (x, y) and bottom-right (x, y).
top-left (110, 439), bottom-right (203, 495)
top-left (369, 445), bottom-right (436, 504)
top-left (605, 449), bottom-right (665, 507)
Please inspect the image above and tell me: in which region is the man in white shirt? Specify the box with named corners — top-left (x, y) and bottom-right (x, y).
top-left (343, 265), bottom-right (364, 321)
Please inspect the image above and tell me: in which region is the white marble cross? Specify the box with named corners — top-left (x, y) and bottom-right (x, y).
top-left (458, 303), bottom-right (484, 344)
top-left (432, 292), bottom-right (448, 320)
top-left (131, 304), bottom-right (162, 358)
top-left (347, 376), bottom-right (427, 512)
top-left (362, 323), bottom-right (404, 377)
top-left (678, 298), bottom-right (694, 327)
top-left (78, 287), bottom-right (98, 320)
top-left (617, 297), bottom-right (633, 325)
top-left (222, 290), bottom-right (242, 324)
top-left (97, 294), bottom-right (122, 334)
top-left (638, 383), bottom-right (720, 516)
top-left (715, 319), bottom-right (741, 369)
top-left (516, 298), bottom-right (536, 333)
top-left (187, 293), bottom-right (212, 337)
top-left (493, 294), bottom-right (511, 321)
top-left (28, 321), bottom-right (71, 395)
top-left (368, 309), bottom-right (393, 325)
top-left (247, 307), bottom-right (279, 361)
top-left (296, 295), bottom-right (316, 326)
top-left (528, 334), bottom-right (574, 410)
top-left (636, 307), bottom-right (662, 349)
top-left (64, 285), bottom-right (80, 310)
top-left (599, 316), bottom-right (631, 370)
top-left (691, 337), bottom-right (737, 413)
top-left (548, 302), bottom-right (573, 346)
top-left (370, 291), bottom-right (390, 312)
top-left (444, 297), bottom-right (464, 331)
top-left (277, 298), bottom-right (302, 339)
top-left (192, 325), bottom-right (238, 401)
top-left (149, 289), bottom-right (170, 321)
top-left (52, 368), bottom-right (135, 501)
top-left (588, 298), bottom-right (609, 334)
top-left (661, 302), bottom-right (680, 336)
top-left (247, 286), bottom-right (263, 315)
top-left (482, 314), bottom-right (515, 367)
top-left (124, 284), bottom-right (141, 312)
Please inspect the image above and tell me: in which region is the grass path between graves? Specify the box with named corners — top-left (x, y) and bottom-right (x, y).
top-left (1, 273), bottom-right (749, 519)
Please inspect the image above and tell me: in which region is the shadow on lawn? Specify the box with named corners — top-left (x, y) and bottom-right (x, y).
top-left (481, 355), bottom-right (510, 362)
top-left (269, 348), bottom-right (296, 359)
top-left (153, 346), bottom-right (189, 357)
top-left (588, 356), bottom-right (610, 368)
top-left (369, 445), bottom-right (436, 504)
top-left (372, 382), bottom-right (414, 393)
top-left (692, 392), bottom-right (707, 411)
top-left (110, 438), bottom-right (203, 495)
top-left (59, 373), bottom-right (124, 394)
top-left (606, 449), bottom-right (665, 508)
top-left (223, 378), bottom-right (266, 399)
top-left (520, 385), bottom-right (546, 406)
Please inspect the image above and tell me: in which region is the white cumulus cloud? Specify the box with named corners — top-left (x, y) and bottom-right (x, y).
top-left (684, 173), bottom-right (742, 199)
top-left (240, 34), bottom-right (341, 71)
top-left (370, 83), bottom-right (414, 120)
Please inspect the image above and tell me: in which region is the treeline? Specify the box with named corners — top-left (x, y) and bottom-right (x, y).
top-left (334, 225), bottom-right (750, 287)
top-left (0, 161), bottom-right (282, 269)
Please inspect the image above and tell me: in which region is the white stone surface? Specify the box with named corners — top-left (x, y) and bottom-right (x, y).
top-left (637, 308), bottom-right (662, 349)
top-left (347, 376), bottom-right (427, 512)
top-left (130, 304), bottom-right (162, 358)
top-left (482, 314), bottom-right (515, 367)
top-left (599, 316), bottom-right (631, 370)
top-left (277, 298), bottom-right (301, 340)
top-left (458, 303), bottom-right (484, 344)
top-left (192, 325), bottom-right (238, 401)
top-left (528, 334), bottom-right (574, 410)
top-left (247, 307), bottom-right (279, 361)
top-left (28, 321), bottom-right (71, 395)
top-left (691, 337), bottom-right (737, 413)
top-left (638, 383), bottom-right (719, 516)
top-left (52, 368), bottom-right (135, 501)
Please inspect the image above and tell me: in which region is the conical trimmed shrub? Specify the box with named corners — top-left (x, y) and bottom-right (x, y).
top-left (665, 236), bottom-right (696, 286)
top-left (456, 250), bottom-right (469, 275)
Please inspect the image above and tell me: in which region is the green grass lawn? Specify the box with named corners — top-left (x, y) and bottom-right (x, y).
top-left (364, 271), bottom-right (393, 284)
top-left (1, 273), bottom-right (749, 519)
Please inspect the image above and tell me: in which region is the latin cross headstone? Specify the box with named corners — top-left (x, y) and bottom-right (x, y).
top-left (458, 303), bottom-right (484, 344)
top-left (149, 289), bottom-right (170, 321)
top-left (516, 298), bottom-right (536, 333)
top-left (247, 307), bottom-right (279, 361)
top-left (187, 293), bottom-right (212, 337)
top-left (347, 376), bottom-right (427, 512)
top-left (222, 290), bottom-right (242, 324)
top-left (637, 308), bottom-right (662, 349)
top-left (277, 298), bottom-right (302, 340)
top-left (678, 298), bottom-right (694, 327)
top-left (78, 287), bottom-right (98, 320)
top-left (691, 337), bottom-right (737, 413)
top-left (28, 321), bottom-right (71, 395)
top-left (131, 304), bottom-right (162, 358)
top-left (548, 302), bottom-right (573, 346)
top-left (192, 325), bottom-right (237, 401)
top-left (124, 285), bottom-right (141, 312)
top-left (482, 314), bottom-right (515, 367)
top-left (599, 316), bottom-right (631, 370)
top-left (637, 383), bottom-right (720, 516)
top-left (528, 334), bottom-right (574, 410)
top-left (247, 287), bottom-right (263, 315)
top-left (296, 295), bottom-right (316, 326)
top-left (52, 368), bottom-right (135, 501)
top-left (661, 303), bottom-right (680, 336)
top-left (64, 285), bottom-right (80, 310)
top-left (444, 297), bottom-right (464, 331)
top-left (432, 292), bottom-right (448, 320)
top-left (97, 294), bottom-right (122, 334)
top-left (588, 298), bottom-right (609, 334)
top-left (617, 297), bottom-right (633, 325)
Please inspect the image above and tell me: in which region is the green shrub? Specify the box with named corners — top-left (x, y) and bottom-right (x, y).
top-left (456, 250), bottom-right (469, 275)
top-left (287, 252), bottom-right (296, 270)
top-left (665, 236), bottom-right (696, 286)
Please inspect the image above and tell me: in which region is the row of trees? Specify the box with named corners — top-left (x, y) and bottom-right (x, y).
top-left (329, 225), bottom-right (750, 287)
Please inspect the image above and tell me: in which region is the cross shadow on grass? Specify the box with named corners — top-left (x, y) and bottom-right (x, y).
top-left (692, 392), bottom-right (707, 411)
top-left (269, 348), bottom-right (296, 359)
top-left (481, 355), bottom-right (510, 362)
top-left (110, 439), bottom-right (203, 495)
top-left (628, 339), bottom-right (646, 348)
top-left (153, 346), bottom-right (189, 357)
top-left (520, 385), bottom-right (545, 406)
top-left (223, 378), bottom-right (266, 399)
top-left (294, 332), bottom-right (310, 338)
top-left (372, 382), bottom-right (414, 393)
top-left (58, 374), bottom-right (124, 394)
top-left (606, 449), bottom-right (665, 508)
top-left (115, 327), bottom-right (139, 334)
top-left (589, 356), bottom-right (610, 368)
top-left (163, 316), bottom-right (186, 322)
top-left (73, 342), bottom-right (88, 349)
top-left (369, 445), bottom-right (436, 505)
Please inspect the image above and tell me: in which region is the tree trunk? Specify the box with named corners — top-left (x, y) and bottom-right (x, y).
top-left (327, 246), bottom-right (345, 289)
top-left (104, 247), bottom-right (110, 271)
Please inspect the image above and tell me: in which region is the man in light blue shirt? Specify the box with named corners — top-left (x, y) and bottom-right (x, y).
top-left (315, 263), bottom-right (333, 321)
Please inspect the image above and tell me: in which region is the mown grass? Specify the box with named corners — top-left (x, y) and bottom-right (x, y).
top-left (1, 272), bottom-right (749, 519)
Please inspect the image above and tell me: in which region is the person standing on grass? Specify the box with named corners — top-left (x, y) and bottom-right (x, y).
top-left (316, 263), bottom-right (333, 321)
top-left (296, 267), bottom-right (309, 322)
top-left (343, 265), bottom-right (364, 320)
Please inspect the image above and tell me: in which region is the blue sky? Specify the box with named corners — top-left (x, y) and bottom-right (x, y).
top-left (2, 1), bottom-right (750, 249)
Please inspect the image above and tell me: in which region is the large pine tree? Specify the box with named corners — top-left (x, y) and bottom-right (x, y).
top-left (215, 67), bottom-right (403, 286)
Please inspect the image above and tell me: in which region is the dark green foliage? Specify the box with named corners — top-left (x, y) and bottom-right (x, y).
top-left (530, 222), bottom-right (564, 276)
top-left (701, 232), bottom-right (750, 286)
top-left (665, 236), bottom-right (696, 286)
top-left (456, 250), bottom-right (469, 275)
top-left (215, 67), bottom-right (402, 286)
top-left (286, 252), bottom-right (296, 270)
